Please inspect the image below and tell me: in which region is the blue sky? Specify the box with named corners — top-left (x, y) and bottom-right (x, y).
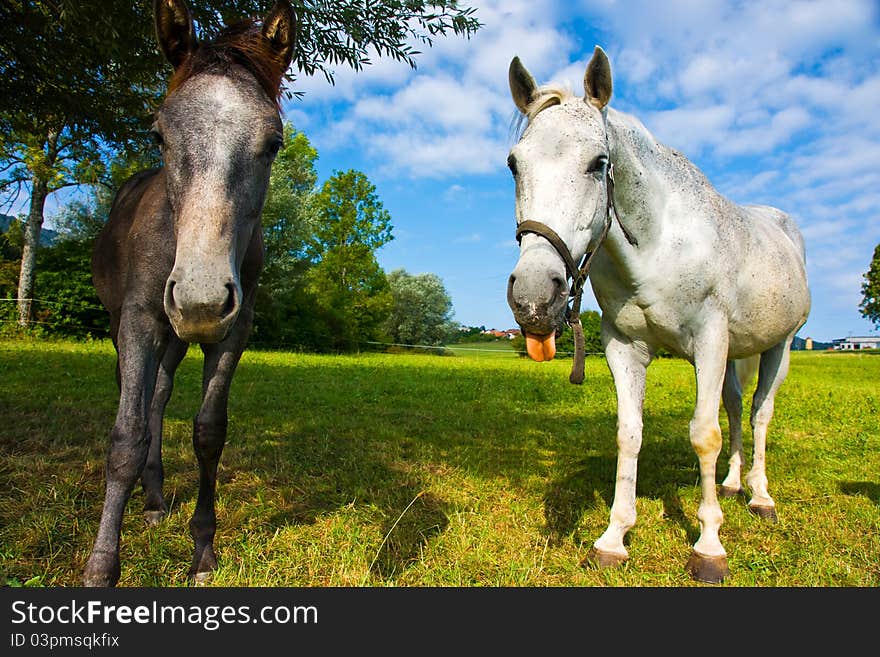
top-left (279, 0), bottom-right (880, 344)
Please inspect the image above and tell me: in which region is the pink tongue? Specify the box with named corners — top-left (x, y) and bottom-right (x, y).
top-left (525, 332), bottom-right (556, 362)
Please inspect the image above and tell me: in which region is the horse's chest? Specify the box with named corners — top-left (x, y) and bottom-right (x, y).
top-left (605, 296), bottom-right (693, 352)
top-left (591, 257), bottom-right (709, 355)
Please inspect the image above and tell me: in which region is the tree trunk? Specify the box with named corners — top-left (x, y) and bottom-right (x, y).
top-left (17, 128), bottom-right (59, 326)
top-left (17, 177), bottom-right (49, 326)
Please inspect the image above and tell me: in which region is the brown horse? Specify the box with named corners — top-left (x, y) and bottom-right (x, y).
top-left (83, 0), bottom-right (296, 586)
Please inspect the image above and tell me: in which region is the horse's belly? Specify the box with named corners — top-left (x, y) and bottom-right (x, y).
top-left (727, 286), bottom-right (809, 357)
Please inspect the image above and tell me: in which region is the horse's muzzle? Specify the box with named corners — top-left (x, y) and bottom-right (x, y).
top-left (164, 273), bottom-right (241, 343)
top-left (507, 254), bottom-right (568, 336)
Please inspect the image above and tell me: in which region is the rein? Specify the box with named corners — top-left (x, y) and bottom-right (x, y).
top-left (515, 163), bottom-right (636, 385)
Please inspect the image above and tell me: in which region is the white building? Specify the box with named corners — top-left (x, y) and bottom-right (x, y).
top-left (832, 336), bottom-right (880, 350)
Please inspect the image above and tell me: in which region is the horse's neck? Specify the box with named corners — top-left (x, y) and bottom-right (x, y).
top-left (604, 108), bottom-right (683, 258)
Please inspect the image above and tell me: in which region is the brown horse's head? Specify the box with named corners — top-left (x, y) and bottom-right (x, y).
top-left (152, 0), bottom-right (296, 342)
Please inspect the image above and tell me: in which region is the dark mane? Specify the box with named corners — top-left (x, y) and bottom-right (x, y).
top-left (167, 18), bottom-right (286, 105)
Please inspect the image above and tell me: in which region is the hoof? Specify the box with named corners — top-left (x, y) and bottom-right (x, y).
top-left (82, 550), bottom-right (120, 587)
top-left (748, 504), bottom-right (778, 522)
top-left (581, 547), bottom-right (628, 570)
top-left (144, 509), bottom-right (167, 526)
top-left (189, 544), bottom-right (217, 585)
top-left (190, 570), bottom-right (214, 586)
top-left (686, 551), bottom-right (729, 584)
top-left (719, 485), bottom-right (744, 498)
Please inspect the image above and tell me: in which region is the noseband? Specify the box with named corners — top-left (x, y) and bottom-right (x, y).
top-left (515, 163), bottom-right (636, 384)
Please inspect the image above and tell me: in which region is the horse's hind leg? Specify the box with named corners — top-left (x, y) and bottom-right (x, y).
top-left (719, 356), bottom-right (758, 497)
top-left (83, 314), bottom-right (168, 587)
top-left (719, 360), bottom-right (745, 498)
top-left (142, 337), bottom-right (188, 525)
top-left (188, 314), bottom-right (251, 584)
top-left (746, 334), bottom-right (794, 521)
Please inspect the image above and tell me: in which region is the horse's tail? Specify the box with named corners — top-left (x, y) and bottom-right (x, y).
top-left (733, 355), bottom-right (760, 391)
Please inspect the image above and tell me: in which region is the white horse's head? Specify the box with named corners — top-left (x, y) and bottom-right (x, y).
top-left (506, 47), bottom-right (613, 361)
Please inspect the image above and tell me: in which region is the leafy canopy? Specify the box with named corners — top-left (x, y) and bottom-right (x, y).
top-left (385, 268), bottom-right (455, 346)
top-left (859, 243), bottom-right (880, 329)
top-left (306, 169), bottom-right (394, 351)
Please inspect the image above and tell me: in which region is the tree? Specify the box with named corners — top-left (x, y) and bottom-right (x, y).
top-left (1, 0), bottom-right (481, 326)
top-left (32, 238), bottom-right (109, 338)
top-left (307, 170), bottom-right (394, 350)
top-left (252, 122), bottom-right (321, 347)
top-left (385, 269), bottom-right (455, 347)
top-left (1, 2), bottom-right (167, 325)
top-left (859, 243), bottom-right (880, 329)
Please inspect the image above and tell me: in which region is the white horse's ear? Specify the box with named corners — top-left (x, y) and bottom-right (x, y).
top-left (509, 56), bottom-right (538, 114)
top-left (584, 46), bottom-right (613, 109)
top-left (263, 0), bottom-right (298, 71)
top-left (154, 0), bottom-right (196, 70)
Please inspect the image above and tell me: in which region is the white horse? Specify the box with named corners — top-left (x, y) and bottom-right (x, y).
top-left (506, 47), bottom-right (810, 583)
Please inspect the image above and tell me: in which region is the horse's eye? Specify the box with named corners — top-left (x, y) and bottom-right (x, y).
top-left (149, 128), bottom-right (164, 148)
top-left (588, 155), bottom-right (608, 175)
top-left (507, 154), bottom-right (518, 177)
top-left (267, 137), bottom-right (283, 157)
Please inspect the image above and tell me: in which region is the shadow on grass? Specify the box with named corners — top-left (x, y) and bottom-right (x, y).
top-left (0, 344), bottom-right (707, 583)
top-left (541, 409), bottom-right (703, 547)
top-left (839, 481), bottom-right (880, 505)
top-left (371, 491), bottom-right (449, 579)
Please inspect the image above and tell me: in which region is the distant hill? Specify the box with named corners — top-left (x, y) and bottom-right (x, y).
top-left (0, 213), bottom-right (58, 246)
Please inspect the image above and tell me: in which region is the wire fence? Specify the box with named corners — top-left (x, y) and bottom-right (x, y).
top-left (1, 297), bottom-right (605, 358)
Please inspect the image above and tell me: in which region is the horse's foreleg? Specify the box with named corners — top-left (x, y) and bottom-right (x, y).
top-left (142, 337), bottom-right (188, 525)
top-left (745, 334), bottom-right (793, 521)
top-left (686, 324), bottom-right (730, 583)
top-left (188, 312), bottom-right (251, 584)
top-left (585, 328), bottom-right (650, 569)
top-left (83, 313), bottom-right (167, 587)
top-left (719, 360), bottom-right (744, 497)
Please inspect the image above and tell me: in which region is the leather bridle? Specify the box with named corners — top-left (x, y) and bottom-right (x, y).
top-left (514, 162), bottom-right (636, 384)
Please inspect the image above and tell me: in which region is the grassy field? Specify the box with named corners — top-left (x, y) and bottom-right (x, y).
top-left (0, 337), bottom-right (877, 587)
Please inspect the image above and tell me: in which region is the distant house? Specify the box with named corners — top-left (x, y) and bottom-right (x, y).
top-left (832, 336), bottom-right (880, 351)
top-left (482, 328), bottom-right (521, 340)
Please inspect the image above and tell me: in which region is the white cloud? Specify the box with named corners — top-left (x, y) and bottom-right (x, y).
top-left (282, 0), bottom-right (879, 339)
top-left (643, 104), bottom-right (735, 156)
top-left (366, 132), bottom-right (506, 178)
top-left (352, 75), bottom-right (504, 133)
top-left (285, 0), bottom-right (575, 178)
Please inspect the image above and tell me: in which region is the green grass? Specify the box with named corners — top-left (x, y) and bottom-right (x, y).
top-left (0, 338), bottom-right (877, 587)
top-left (444, 339), bottom-right (517, 357)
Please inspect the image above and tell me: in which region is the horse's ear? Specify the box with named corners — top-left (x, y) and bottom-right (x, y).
top-left (509, 56), bottom-right (538, 115)
top-left (263, 0), bottom-right (298, 72)
top-left (154, 0), bottom-right (196, 70)
top-left (584, 46), bottom-right (613, 110)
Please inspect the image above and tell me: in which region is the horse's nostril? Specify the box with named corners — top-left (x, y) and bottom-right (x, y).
top-left (164, 279), bottom-right (178, 311)
top-left (221, 282), bottom-right (238, 319)
top-left (552, 275), bottom-right (566, 297)
top-left (507, 273), bottom-right (518, 307)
